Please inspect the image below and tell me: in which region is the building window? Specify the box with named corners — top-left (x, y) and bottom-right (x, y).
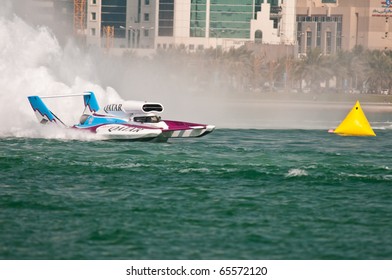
top-left (336, 34), bottom-right (342, 52)
top-left (159, 0), bottom-right (174, 36)
top-left (101, 0), bottom-right (126, 38)
top-left (144, 13), bottom-right (149, 21)
top-left (255, 30), bottom-right (263, 43)
top-left (316, 22), bottom-right (321, 47)
top-left (190, 0), bottom-right (207, 38)
top-left (91, 12), bottom-right (96, 21)
top-left (91, 0), bottom-right (96, 4)
top-left (91, 28), bottom-right (96, 36)
top-left (326, 31), bottom-right (332, 54)
top-left (297, 22), bottom-right (303, 53)
top-left (273, 18), bottom-right (278, 29)
top-left (145, 0), bottom-right (150, 5)
top-left (209, 0), bottom-right (254, 39)
top-left (306, 31), bottom-right (312, 52)
top-left (144, 29), bottom-right (149, 37)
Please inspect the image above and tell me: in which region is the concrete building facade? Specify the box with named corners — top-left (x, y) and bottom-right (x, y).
top-left (154, 0), bottom-right (290, 51)
top-left (87, 0), bottom-right (155, 49)
top-left (296, 0), bottom-right (392, 54)
top-left (84, 0), bottom-right (392, 53)
top-left (86, 0), bottom-right (290, 51)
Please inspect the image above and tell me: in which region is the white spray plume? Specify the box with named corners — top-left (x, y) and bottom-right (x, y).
top-left (0, 12), bottom-right (121, 139)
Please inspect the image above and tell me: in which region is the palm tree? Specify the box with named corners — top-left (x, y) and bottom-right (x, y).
top-left (250, 54), bottom-right (266, 90)
top-left (222, 47), bottom-right (253, 90)
top-left (265, 58), bottom-right (286, 92)
top-left (283, 54), bottom-right (295, 91)
top-left (363, 50), bottom-right (392, 93)
top-left (293, 48), bottom-right (332, 92)
top-left (271, 55), bottom-right (296, 92)
top-left (334, 46), bottom-right (367, 92)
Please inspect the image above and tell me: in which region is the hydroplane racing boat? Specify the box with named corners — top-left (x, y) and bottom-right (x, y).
top-left (28, 92), bottom-right (215, 141)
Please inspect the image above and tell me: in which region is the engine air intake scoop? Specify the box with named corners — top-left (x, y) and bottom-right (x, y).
top-left (142, 104), bottom-right (163, 112)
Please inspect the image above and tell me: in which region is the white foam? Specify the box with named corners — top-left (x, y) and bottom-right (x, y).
top-left (0, 11), bottom-right (122, 139)
top-left (285, 168), bottom-right (308, 177)
top-left (178, 168), bottom-right (211, 174)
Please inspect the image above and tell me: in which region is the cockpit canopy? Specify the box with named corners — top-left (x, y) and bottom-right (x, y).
top-left (132, 115), bottom-right (161, 123)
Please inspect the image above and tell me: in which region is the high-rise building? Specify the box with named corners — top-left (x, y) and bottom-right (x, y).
top-left (87, 0), bottom-right (155, 49)
top-left (85, 0), bottom-right (293, 51)
top-left (87, 0), bottom-right (128, 48)
top-left (154, 0), bottom-right (291, 51)
top-left (84, 0), bottom-right (392, 53)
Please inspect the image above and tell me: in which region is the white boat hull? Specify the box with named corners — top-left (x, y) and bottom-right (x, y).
top-left (95, 124), bottom-right (162, 140)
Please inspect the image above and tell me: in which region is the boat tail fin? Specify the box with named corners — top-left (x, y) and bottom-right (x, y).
top-left (27, 96), bottom-right (56, 125)
top-left (334, 100), bottom-right (376, 136)
top-left (83, 91), bottom-right (100, 114)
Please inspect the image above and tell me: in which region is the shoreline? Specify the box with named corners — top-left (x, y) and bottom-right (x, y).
top-left (224, 92), bottom-right (392, 113)
top-left (239, 91), bottom-right (392, 102)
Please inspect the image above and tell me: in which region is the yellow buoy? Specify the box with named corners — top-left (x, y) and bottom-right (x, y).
top-left (333, 100), bottom-right (376, 136)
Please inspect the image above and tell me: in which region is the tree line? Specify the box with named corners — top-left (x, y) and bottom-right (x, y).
top-left (123, 45), bottom-right (392, 95)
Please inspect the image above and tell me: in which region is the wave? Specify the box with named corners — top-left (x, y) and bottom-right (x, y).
top-left (285, 168), bottom-right (309, 177)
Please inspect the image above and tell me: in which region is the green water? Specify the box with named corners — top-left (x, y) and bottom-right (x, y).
top-left (1, 129), bottom-right (391, 259)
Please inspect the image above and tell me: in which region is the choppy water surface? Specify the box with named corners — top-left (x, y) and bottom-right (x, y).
top-left (1, 129), bottom-right (392, 259)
